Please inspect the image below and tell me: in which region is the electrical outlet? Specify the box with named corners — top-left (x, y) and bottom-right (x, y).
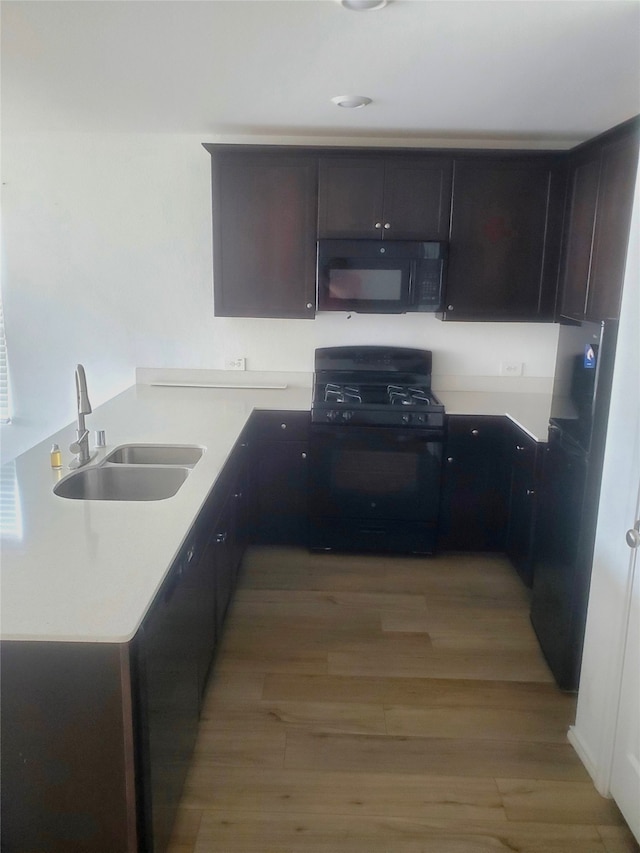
top-left (500, 361), bottom-right (524, 377)
top-left (225, 357), bottom-right (246, 371)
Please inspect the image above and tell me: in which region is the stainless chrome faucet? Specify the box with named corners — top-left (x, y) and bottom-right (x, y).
top-left (69, 364), bottom-right (97, 468)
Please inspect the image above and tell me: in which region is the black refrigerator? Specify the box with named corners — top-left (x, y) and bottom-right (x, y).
top-left (530, 318), bottom-right (618, 691)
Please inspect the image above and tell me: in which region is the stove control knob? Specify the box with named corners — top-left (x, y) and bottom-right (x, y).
top-left (402, 413), bottom-right (411, 424)
top-left (326, 410), bottom-right (338, 421)
top-left (342, 411), bottom-right (353, 421)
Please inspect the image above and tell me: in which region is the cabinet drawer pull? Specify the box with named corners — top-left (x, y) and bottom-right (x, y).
top-left (526, 489), bottom-right (535, 496)
top-left (280, 423), bottom-right (287, 430)
top-left (516, 444), bottom-right (526, 452)
top-left (301, 452), bottom-right (307, 459)
top-left (471, 429), bottom-right (479, 436)
top-left (215, 532), bottom-right (228, 544)
top-left (447, 456), bottom-right (454, 463)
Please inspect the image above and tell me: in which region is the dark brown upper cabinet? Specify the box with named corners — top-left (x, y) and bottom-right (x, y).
top-left (317, 155), bottom-right (453, 240)
top-left (440, 155), bottom-right (565, 321)
top-left (205, 146), bottom-right (318, 319)
top-left (558, 150), bottom-right (601, 318)
top-left (559, 120), bottom-right (639, 321)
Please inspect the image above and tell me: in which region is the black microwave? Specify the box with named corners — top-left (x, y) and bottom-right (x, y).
top-left (317, 239), bottom-right (446, 314)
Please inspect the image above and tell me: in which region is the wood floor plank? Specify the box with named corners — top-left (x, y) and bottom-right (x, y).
top-left (194, 809), bottom-right (610, 853)
top-left (262, 673), bottom-right (576, 713)
top-left (384, 704), bottom-right (573, 743)
top-left (219, 623), bottom-right (434, 664)
top-left (497, 778), bottom-right (627, 825)
top-left (235, 588), bottom-right (428, 612)
top-left (199, 699), bottom-right (387, 735)
top-left (283, 730), bottom-right (591, 781)
top-left (328, 646), bottom-right (554, 682)
top-left (180, 765), bottom-right (505, 821)
top-left (191, 728), bottom-right (286, 768)
top-left (380, 610), bottom-right (431, 633)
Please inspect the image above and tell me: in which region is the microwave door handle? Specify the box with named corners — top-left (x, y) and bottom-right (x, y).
top-left (408, 262), bottom-right (417, 306)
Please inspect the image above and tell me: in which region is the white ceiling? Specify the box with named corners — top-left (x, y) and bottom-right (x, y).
top-left (2, 0), bottom-right (639, 147)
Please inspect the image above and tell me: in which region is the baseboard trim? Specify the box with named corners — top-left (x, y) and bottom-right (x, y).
top-left (568, 725), bottom-right (611, 797)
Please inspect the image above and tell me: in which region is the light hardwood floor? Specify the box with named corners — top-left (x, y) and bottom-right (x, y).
top-left (167, 547), bottom-right (638, 853)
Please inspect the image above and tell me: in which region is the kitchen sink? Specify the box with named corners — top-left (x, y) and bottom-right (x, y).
top-left (54, 464), bottom-right (190, 501)
top-left (103, 444), bottom-right (204, 467)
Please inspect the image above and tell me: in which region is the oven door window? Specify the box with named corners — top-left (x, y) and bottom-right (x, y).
top-left (318, 259), bottom-right (411, 313)
top-left (310, 426), bottom-right (442, 522)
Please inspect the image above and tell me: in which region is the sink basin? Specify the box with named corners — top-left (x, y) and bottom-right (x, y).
top-left (54, 465), bottom-right (190, 501)
top-left (104, 444), bottom-right (204, 467)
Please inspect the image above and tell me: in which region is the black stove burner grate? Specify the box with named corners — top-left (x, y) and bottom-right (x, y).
top-left (312, 346), bottom-right (445, 428)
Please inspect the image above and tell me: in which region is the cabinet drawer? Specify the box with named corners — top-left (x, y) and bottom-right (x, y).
top-left (445, 415), bottom-right (506, 442)
top-left (249, 410), bottom-right (310, 442)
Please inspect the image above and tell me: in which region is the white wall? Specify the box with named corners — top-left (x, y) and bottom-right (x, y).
top-left (0, 132), bottom-right (558, 463)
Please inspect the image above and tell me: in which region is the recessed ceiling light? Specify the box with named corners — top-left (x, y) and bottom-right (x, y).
top-left (340, 0), bottom-right (388, 9)
top-left (331, 95), bottom-right (372, 109)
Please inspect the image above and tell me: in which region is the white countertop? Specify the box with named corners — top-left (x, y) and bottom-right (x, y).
top-left (439, 390), bottom-right (553, 442)
top-left (1, 374), bottom-right (551, 644)
top-left (1, 380), bottom-right (311, 644)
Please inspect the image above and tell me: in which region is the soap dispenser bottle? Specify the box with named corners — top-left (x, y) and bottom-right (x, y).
top-left (50, 443), bottom-right (62, 469)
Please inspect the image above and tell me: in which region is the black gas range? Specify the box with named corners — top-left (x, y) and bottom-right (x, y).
top-left (309, 346), bottom-right (445, 555)
top-left (311, 346), bottom-right (445, 432)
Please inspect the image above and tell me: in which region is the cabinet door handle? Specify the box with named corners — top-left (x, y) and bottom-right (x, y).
top-left (446, 456), bottom-right (454, 463)
top-left (471, 429), bottom-right (479, 436)
top-left (516, 444), bottom-right (526, 452)
top-left (301, 452), bottom-right (307, 459)
top-left (280, 423), bottom-right (287, 430)
top-left (384, 222), bottom-right (391, 230)
top-left (526, 489), bottom-right (535, 496)
top-left (216, 532), bottom-right (228, 544)
top-left (626, 521), bottom-right (640, 549)
top-left (374, 222), bottom-right (382, 229)
top-left (306, 303), bottom-right (314, 310)
top-left (447, 305), bottom-right (454, 311)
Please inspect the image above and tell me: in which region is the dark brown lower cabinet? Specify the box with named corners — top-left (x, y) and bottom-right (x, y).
top-left (135, 556), bottom-right (202, 853)
top-left (505, 424), bottom-right (542, 587)
top-left (212, 463), bottom-right (249, 633)
top-left (438, 415), bottom-right (509, 551)
top-left (0, 641), bottom-right (137, 853)
top-left (249, 410), bottom-right (310, 546)
top-left (0, 443), bottom-right (248, 853)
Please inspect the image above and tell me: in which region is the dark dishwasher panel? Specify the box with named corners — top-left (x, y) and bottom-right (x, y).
top-left (309, 425), bottom-right (443, 554)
